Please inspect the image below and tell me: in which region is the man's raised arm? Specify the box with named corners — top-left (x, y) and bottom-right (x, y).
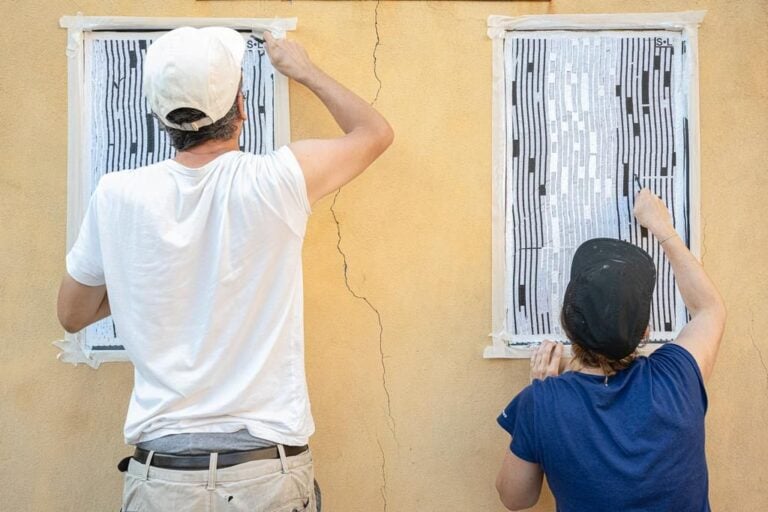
top-left (263, 32), bottom-right (394, 205)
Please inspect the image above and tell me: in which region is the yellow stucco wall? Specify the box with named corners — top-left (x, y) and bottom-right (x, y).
top-left (1, 0), bottom-right (766, 510)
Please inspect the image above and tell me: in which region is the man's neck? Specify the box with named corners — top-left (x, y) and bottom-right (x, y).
top-left (174, 137), bottom-right (240, 169)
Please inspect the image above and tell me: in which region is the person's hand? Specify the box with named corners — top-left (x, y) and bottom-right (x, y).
top-left (262, 32), bottom-right (319, 85)
top-left (633, 188), bottom-right (675, 240)
top-left (530, 340), bottom-right (564, 381)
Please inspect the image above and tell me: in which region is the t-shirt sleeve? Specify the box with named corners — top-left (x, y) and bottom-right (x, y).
top-left (497, 385), bottom-right (539, 463)
top-left (66, 189), bottom-right (105, 286)
top-left (649, 343), bottom-right (708, 413)
top-left (248, 146), bottom-right (311, 237)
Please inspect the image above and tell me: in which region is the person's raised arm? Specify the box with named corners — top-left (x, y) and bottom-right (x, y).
top-left (633, 189), bottom-right (726, 381)
top-left (263, 32), bottom-right (394, 205)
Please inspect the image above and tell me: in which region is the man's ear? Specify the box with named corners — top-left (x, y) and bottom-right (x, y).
top-left (237, 91), bottom-right (247, 122)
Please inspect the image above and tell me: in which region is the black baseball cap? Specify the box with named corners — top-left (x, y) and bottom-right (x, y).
top-left (562, 238), bottom-right (656, 360)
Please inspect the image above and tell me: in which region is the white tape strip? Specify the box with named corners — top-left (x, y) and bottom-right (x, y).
top-left (59, 15), bottom-right (297, 32)
top-left (487, 11), bottom-right (706, 39)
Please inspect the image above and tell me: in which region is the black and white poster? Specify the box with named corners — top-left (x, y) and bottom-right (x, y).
top-left (486, 13), bottom-right (703, 357)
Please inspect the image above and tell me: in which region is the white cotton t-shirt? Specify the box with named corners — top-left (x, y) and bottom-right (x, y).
top-left (66, 147), bottom-right (314, 446)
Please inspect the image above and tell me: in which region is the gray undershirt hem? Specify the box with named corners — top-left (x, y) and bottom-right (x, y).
top-left (136, 429), bottom-right (276, 455)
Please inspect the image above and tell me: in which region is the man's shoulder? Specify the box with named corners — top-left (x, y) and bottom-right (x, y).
top-left (96, 160), bottom-right (174, 191)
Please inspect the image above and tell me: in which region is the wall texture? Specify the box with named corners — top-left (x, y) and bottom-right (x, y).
top-left (1, 1), bottom-right (766, 510)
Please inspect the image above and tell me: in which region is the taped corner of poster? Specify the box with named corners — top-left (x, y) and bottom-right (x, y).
top-left (677, 10), bottom-right (707, 28)
top-left (487, 16), bottom-right (509, 40)
top-left (267, 17), bottom-right (298, 34)
top-left (485, 331), bottom-right (529, 360)
top-left (53, 338), bottom-right (100, 369)
top-left (62, 14), bottom-right (85, 58)
top-left (483, 343), bottom-right (515, 359)
top-left (59, 13), bottom-right (84, 30)
top-left (484, 343), bottom-right (533, 359)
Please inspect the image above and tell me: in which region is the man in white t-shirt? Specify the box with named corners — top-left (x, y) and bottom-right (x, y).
top-left (57, 27), bottom-right (393, 512)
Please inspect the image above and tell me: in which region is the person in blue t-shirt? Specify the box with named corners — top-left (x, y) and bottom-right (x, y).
top-left (495, 188), bottom-right (726, 512)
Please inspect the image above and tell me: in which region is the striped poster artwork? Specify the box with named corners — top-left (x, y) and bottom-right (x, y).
top-left (81, 32), bottom-right (278, 352)
top-left (502, 31), bottom-right (690, 344)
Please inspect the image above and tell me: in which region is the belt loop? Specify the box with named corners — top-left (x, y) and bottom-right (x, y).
top-left (277, 444), bottom-right (288, 474)
top-left (142, 451), bottom-right (155, 481)
top-left (206, 453), bottom-right (219, 491)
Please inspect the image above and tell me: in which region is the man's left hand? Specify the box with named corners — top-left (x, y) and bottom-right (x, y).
top-left (530, 340), bottom-right (564, 381)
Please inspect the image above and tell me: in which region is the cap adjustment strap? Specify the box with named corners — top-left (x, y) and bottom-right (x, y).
top-left (164, 116), bottom-right (216, 132)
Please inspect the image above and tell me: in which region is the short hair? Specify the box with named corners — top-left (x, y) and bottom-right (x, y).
top-left (162, 97), bottom-right (240, 152)
top-left (560, 308), bottom-right (642, 377)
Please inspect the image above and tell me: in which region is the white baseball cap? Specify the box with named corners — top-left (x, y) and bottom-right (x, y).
top-left (143, 26), bottom-right (246, 131)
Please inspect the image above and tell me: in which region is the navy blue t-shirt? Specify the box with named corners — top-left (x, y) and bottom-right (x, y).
top-left (498, 343), bottom-right (710, 512)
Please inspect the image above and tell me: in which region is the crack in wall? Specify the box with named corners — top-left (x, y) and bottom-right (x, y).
top-left (326, 6), bottom-right (390, 506)
top-left (329, 191), bottom-right (396, 436)
top-left (699, 213), bottom-right (708, 262)
top-left (377, 438), bottom-right (388, 512)
top-left (329, 190), bottom-right (396, 510)
top-left (372, 0), bottom-right (382, 105)
top-left (749, 307), bottom-right (768, 388)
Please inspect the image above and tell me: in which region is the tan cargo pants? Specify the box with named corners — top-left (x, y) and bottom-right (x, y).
top-left (121, 447), bottom-right (316, 512)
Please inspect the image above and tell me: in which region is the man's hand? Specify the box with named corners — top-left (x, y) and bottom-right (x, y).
top-left (263, 32), bottom-right (319, 85)
top-left (530, 340), bottom-right (563, 381)
top-left (633, 188), bottom-right (676, 240)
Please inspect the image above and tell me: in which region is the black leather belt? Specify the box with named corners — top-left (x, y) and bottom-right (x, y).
top-left (132, 445), bottom-right (309, 471)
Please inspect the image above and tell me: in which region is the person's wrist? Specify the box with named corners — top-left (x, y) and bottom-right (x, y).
top-left (296, 65), bottom-right (323, 87)
top-left (653, 225), bottom-right (677, 244)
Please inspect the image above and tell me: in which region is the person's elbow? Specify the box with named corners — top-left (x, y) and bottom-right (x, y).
top-left (57, 306), bottom-right (86, 333)
top-left (56, 291), bottom-right (89, 333)
top-left (370, 120), bottom-right (394, 156)
top-left (713, 295), bottom-right (727, 324)
top-left (690, 284), bottom-right (727, 321)
top-left (696, 293), bottom-right (727, 330)
top-left (495, 473), bottom-right (539, 511)
top-left (496, 485), bottom-right (539, 511)
top-left (381, 121), bottom-right (394, 149)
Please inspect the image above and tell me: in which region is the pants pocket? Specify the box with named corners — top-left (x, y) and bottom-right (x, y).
top-left (216, 462), bottom-right (315, 512)
top-left (122, 472), bottom-right (210, 512)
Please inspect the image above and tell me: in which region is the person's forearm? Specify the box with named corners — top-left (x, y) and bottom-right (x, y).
top-left (653, 228), bottom-right (724, 317)
top-left (298, 67), bottom-right (391, 139)
top-left (58, 277), bottom-right (112, 333)
top-left (70, 293), bottom-right (110, 332)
